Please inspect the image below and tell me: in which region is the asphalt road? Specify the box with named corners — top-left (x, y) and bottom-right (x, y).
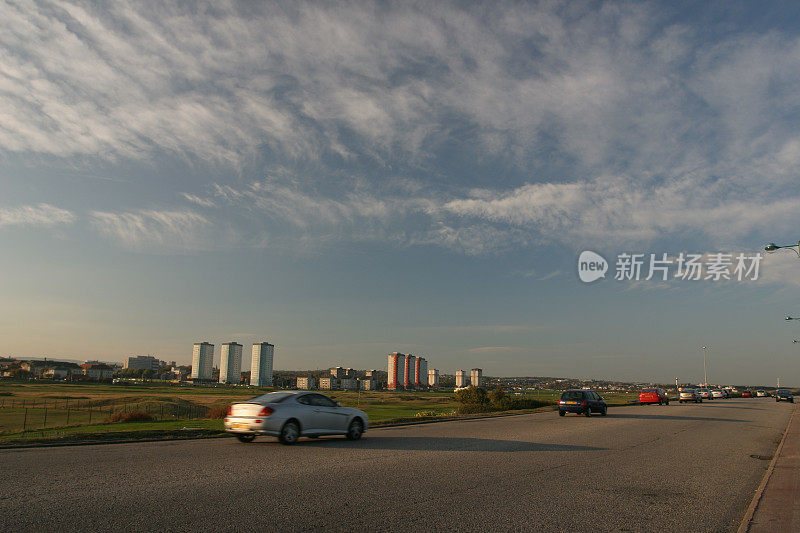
top-left (0, 398), bottom-right (792, 532)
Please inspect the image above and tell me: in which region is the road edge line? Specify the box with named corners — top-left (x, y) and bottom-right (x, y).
top-left (737, 403), bottom-right (797, 533)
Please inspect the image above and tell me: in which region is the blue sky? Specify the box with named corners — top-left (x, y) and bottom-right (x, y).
top-left (3, 1), bottom-right (800, 385)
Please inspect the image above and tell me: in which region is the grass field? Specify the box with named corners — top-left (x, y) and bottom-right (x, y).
top-left (0, 381), bottom-right (637, 442)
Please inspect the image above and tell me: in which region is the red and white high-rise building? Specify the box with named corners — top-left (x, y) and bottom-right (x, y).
top-left (404, 354), bottom-right (416, 389)
top-left (415, 357), bottom-right (428, 388)
top-left (387, 352), bottom-right (406, 390)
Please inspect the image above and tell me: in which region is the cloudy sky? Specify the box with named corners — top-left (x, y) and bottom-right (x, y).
top-left (3, 0), bottom-right (800, 384)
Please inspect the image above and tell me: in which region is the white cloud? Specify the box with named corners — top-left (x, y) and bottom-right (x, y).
top-left (181, 193), bottom-right (215, 208)
top-left (0, 203), bottom-right (75, 228)
top-left (89, 209), bottom-right (210, 251)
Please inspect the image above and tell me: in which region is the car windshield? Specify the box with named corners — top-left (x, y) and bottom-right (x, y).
top-left (248, 392), bottom-right (294, 404)
top-left (642, 389), bottom-right (657, 393)
top-left (561, 391), bottom-right (584, 401)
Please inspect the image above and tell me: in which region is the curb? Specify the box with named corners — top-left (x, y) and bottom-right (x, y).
top-left (737, 404), bottom-right (797, 533)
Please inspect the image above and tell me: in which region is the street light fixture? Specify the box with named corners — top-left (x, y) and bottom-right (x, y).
top-left (765, 242), bottom-right (800, 256)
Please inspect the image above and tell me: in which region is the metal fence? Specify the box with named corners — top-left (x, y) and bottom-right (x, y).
top-left (0, 397), bottom-right (215, 434)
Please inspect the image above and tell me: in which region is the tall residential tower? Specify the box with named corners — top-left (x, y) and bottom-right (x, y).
top-left (251, 342), bottom-right (274, 387)
top-left (219, 342), bottom-right (242, 384)
top-left (388, 352), bottom-right (406, 390)
top-left (191, 342), bottom-right (214, 380)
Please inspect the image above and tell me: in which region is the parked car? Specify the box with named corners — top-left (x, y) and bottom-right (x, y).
top-left (741, 390), bottom-right (753, 398)
top-left (558, 389), bottom-right (607, 417)
top-left (697, 387), bottom-right (713, 400)
top-left (639, 388), bottom-right (669, 405)
top-left (679, 389), bottom-right (702, 403)
top-left (711, 389), bottom-right (725, 399)
top-left (224, 391), bottom-right (369, 444)
top-left (775, 389), bottom-right (795, 403)
top-left (756, 390), bottom-right (767, 397)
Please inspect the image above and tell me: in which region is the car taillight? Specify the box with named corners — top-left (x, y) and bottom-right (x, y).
top-left (580, 400), bottom-right (587, 406)
top-left (258, 406), bottom-right (274, 416)
top-left (227, 406), bottom-right (233, 416)
top-left (559, 400), bottom-right (565, 404)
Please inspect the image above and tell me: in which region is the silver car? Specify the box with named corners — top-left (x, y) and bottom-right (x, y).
top-left (224, 391), bottom-right (369, 444)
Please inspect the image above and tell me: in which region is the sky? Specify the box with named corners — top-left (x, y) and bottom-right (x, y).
top-left (3, 1), bottom-right (800, 385)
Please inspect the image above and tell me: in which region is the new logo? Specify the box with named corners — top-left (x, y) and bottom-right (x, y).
top-left (578, 251), bottom-right (608, 283)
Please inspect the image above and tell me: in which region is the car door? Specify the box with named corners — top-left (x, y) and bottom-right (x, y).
top-left (308, 394), bottom-right (350, 432)
top-left (294, 393), bottom-right (324, 433)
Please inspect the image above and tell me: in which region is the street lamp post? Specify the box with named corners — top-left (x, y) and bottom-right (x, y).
top-left (702, 346), bottom-right (708, 387)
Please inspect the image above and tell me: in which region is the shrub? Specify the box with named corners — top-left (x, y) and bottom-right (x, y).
top-left (456, 403), bottom-right (493, 415)
top-left (454, 386), bottom-right (488, 405)
top-left (206, 406), bottom-right (229, 419)
top-left (105, 410), bottom-right (153, 423)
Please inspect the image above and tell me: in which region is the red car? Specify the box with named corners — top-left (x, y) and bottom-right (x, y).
top-left (639, 388), bottom-right (669, 405)
top-left (741, 390), bottom-right (752, 398)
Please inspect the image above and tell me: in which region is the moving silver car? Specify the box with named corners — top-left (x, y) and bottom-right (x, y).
top-left (224, 391), bottom-right (369, 444)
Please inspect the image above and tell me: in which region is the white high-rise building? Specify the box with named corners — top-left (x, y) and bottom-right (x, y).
top-left (388, 352), bottom-right (406, 390)
top-left (251, 342), bottom-right (274, 387)
top-left (191, 342), bottom-right (214, 380)
top-left (428, 368), bottom-right (439, 387)
top-left (219, 342), bottom-right (243, 384)
top-left (471, 368), bottom-right (483, 387)
top-left (455, 370), bottom-right (467, 388)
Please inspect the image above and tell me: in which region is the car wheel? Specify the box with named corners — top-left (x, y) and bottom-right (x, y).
top-left (236, 434), bottom-right (255, 443)
top-left (346, 419), bottom-right (364, 441)
top-left (658, 400), bottom-right (663, 405)
top-left (558, 410), bottom-right (565, 417)
top-left (601, 407), bottom-right (607, 416)
top-left (584, 407), bottom-right (592, 417)
top-left (279, 421), bottom-right (300, 445)
top-left (665, 401), bottom-right (669, 405)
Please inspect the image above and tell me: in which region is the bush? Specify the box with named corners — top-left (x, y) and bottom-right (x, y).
top-left (454, 386), bottom-right (488, 405)
top-left (206, 406), bottom-right (229, 419)
top-left (456, 403), bottom-right (493, 415)
top-left (105, 410), bottom-right (153, 423)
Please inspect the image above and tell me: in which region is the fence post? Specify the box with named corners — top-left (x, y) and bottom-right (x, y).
top-left (23, 408), bottom-right (28, 432)
top-left (88, 404), bottom-right (92, 424)
top-left (43, 406), bottom-right (47, 427)
top-left (66, 404), bottom-right (70, 425)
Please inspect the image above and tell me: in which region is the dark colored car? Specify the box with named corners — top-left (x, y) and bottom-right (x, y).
top-left (741, 390), bottom-right (752, 398)
top-left (639, 388), bottom-right (669, 405)
top-left (775, 389), bottom-right (794, 403)
top-left (559, 389), bottom-right (607, 417)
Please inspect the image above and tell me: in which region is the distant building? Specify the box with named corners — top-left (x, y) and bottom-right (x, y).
top-left (191, 342), bottom-right (214, 380)
top-left (320, 377), bottom-right (338, 390)
top-left (362, 379), bottom-right (380, 390)
top-left (415, 357), bottom-right (428, 389)
top-left (124, 355), bottom-right (160, 371)
top-left (219, 342), bottom-right (243, 384)
top-left (297, 376), bottom-right (315, 390)
top-left (330, 367), bottom-right (344, 379)
top-left (404, 354), bottom-right (416, 389)
top-left (251, 342), bottom-right (274, 387)
top-left (428, 369), bottom-right (439, 387)
top-left (455, 370), bottom-right (467, 388)
top-left (388, 352), bottom-right (406, 390)
top-left (81, 363), bottom-right (114, 380)
top-left (340, 378), bottom-right (358, 390)
top-left (471, 368), bottom-right (483, 387)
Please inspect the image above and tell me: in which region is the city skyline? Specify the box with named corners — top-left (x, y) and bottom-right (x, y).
top-left (3, 2), bottom-right (800, 385)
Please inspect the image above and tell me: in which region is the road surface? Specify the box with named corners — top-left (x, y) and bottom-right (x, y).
top-left (0, 398), bottom-right (792, 532)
